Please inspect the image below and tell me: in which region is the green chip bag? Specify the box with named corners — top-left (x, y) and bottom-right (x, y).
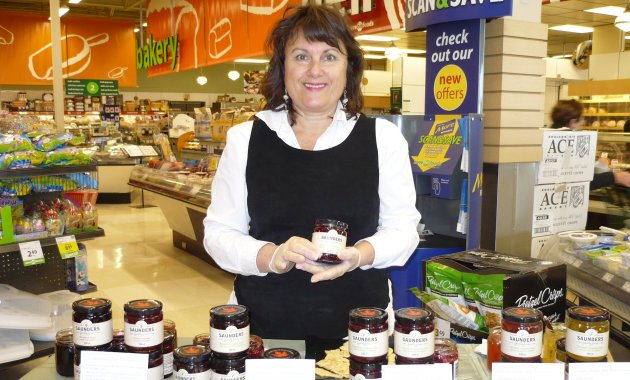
top-left (472, 273), bottom-right (505, 329)
top-left (426, 261), bottom-right (466, 308)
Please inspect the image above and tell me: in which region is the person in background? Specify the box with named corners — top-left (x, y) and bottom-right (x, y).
top-left (203, 5), bottom-right (420, 340)
top-left (550, 99), bottom-right (630, 189)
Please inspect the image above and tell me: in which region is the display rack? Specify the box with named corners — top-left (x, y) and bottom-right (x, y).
top-left (580, 98), bottom-right (630, 132)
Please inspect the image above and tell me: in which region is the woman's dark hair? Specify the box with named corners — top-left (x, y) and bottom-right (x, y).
top-left (261, 5), bottom-right (364, 125)
top-left (550, 99), bottom-right (583, 128)
top-left (624, 119), bottom-right (630, 134)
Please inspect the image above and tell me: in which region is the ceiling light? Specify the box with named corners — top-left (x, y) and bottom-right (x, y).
top-left (69, 0), bottom-right (82, 4)
top-left (234, 59), bottom-right (269, 63)
top-left (196, 75), bottom-right (208, 86)
top-left (361, 46), bottom-right (425, 54)
top-left (615, 3), bottom-right (630, 32)
top-left (228, 70), bottom-right (240, 81)
top-left (626, 35), bottom-right (630, 40)
top-left (355, 35), bottom-right (399, 42)
top-left (551, 54), bottom-right (572, 59)
top-left (361, 46), bottom-right (388, 52)
top-left (384, 42), bottom-right (401, 61)
top-left (58, 6), bottom-right (70, 17)
top-left (585, 6), bottom-right (625, 16)
top-left (134, 27), bottom-right (140, 33)
top-left (364, 54), bottom-right (387, 59)
top-left (142, 22), bottom-right (148, 27)
top-left (548, 25), bottom-right (594, 33)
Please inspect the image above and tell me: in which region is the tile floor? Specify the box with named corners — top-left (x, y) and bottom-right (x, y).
top-left (1, 192), bottom-right (234, 379)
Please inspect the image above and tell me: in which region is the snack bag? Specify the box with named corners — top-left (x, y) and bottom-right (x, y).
top-left (461, 272), bottom-right (480, 313)
top-left (472, 273), bottom-right (505, 329)
top-left (425, 261), bottom-right (466, 307)
top-left (411, 289), bottom-right (486, 331)
top-left (0, 134), bottom-right (35, 153)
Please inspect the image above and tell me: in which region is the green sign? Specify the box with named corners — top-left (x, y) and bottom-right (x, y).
top-left (136, 34), bottom-right (179, 71)
top-left (65, 79), bottom-right (119, 96)
top-left (390, 86), bottom-right (402, 110)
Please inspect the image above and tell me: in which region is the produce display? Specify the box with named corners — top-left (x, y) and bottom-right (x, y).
top-left (0, 132), bottom-right (90, 169)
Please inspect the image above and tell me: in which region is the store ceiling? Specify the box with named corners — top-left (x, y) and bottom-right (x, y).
top-left (0, 0), bottom-right (628, 59)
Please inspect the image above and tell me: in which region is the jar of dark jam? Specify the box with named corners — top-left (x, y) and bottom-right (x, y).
top-left (55, 328), bottom-right (74, 377)
top-left (147, 349), bottom-right (164, 380)
top-left (566, 306), bottom-right (610, 362)
top-left (211, 354), bottom-right (246, 379)
top-left (394, 307), bottom-right (434, 364)
top-left (193, 332), bottom-right (211, 349)
top-left (72, 298), bottom-right (113, 349)
top-left (248, 335), bottom-right (264, 359)
top-left (124, 299), bottom-right (164, 352)
top-left (348, 307), bottom-right (389, 364)
top-left (434, 338), bottom-right (458, 380)
top-left (501, 307), bottom-right (543, 363)
top-left (173, 345), bottom-right (212, 379)
top-left (350, 358), bottom-right (385, 379)
top-left (164, 318), bottom-right (178, 347)
top-left (74, 343), bottom-right (112, 379)
top-left (556, 337), bottom-right (567, 363)
top-left (312, 219), bottom-right (348, 264)
top-left (210, 305), bottom-right (250, 358)
top-left (263, 348), bottom-right (301, 359)
top-left (163, 332), bottom-right (176, 378)
top-left (111, 328), bottom-right (125, 352)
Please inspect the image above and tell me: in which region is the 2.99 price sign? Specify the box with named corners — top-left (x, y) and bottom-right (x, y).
top-left (18, 241), bottom-right (45, 266)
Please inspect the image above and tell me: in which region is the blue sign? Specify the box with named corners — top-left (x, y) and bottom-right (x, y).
top-left (405, 0), bottom-right (513, 31)
top-left (425, 19), bottom-right (481, 115)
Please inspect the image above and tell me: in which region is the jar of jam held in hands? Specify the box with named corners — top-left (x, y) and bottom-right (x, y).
top-left (55, 328), bottom-right (74, 377)
top-left (263, 348), bottom-right (301, 359)
top-left (248, 335), bottom-right (264, 359)
top-left (434, 338), bottom-right (458, 380)
top-left (147, 349), bottom-right (164, 380)
top-left (348, 307), bottom-right (389, 364)
top-left (566, 306), bottom-right (610, 362)
top-left (312, 219), bottom-right (348, 264)
top-left (500, 307), bottom-right (544, 363)
top-left (394, 307), bottom-right (435, 364)
top-left (211, 355), bottom-right (247, 379)
top-left (72, 298), bottom-right (113, 349)
top-left (173, 345), bottom-right (212, 380)
top-left (349, 358), bottom-right (386, 380)
top-left (210, 305), bottom-right (250, 358)
top-left (124, 299), bottom-right (164, 352)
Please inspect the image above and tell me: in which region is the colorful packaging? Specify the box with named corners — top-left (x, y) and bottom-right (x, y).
top-left (66, 243), bottom-right (89, 292)
top-left (425, 261), bottom-right (466, 307)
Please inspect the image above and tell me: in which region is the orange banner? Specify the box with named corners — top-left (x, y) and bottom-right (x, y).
top-left (0, 12), bottom-right (136, 87)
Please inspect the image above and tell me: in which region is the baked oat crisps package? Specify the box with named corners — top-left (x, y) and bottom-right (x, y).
top-left (425, 261), bottom-right (466, 307)
top-left (460, 272), bottom-right (480, 313)
top-left (472, 273), bottom-right (505, 330)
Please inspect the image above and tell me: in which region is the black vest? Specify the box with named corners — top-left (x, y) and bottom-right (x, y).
top-left (235, 115), bottom-right (389, 340)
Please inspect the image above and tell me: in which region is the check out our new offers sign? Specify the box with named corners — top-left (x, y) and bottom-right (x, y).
top-left (405, 0), bottom-right (513, 30)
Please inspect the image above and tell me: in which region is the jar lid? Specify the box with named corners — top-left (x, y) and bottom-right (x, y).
top-left (349, 307), bottom-right (388, 326)
top-left (567, 306), bottom-right (610, 322)
top-left (395, 307), bottom-right (434, 324)
top-left (174, 345), bottom-right (212, 363)
top-left (263, 348), bottom-right (301, 359)
top-left (55, 328), bottom-right (73, 344)
top-left (502, 307), bottom-right (543, 323)
top-left (72, 298), bottom-right (112, 314)
top-left (124, 299), bottom-right (163, 315)
top-left (349, 358), bottom-right (386, 371)
top-left (315, 219), bottom-right (348, 229)
top-left (210, 304), bottom-right (249, 323)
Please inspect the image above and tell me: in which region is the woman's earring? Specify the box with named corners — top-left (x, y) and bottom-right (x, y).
top-left (283, 89), bottom-right (290, 110)
top-left (341, 89), bottom-right (348, 109)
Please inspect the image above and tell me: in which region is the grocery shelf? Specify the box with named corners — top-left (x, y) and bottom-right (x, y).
top-left (0, 228), bottom-right (105, 254)
top-left (0, 164), bottom-right (98, 179)
top-left (583, 112), bottom-right (630, 117)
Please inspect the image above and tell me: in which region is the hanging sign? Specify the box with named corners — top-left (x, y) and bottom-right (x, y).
top-left (65, 79), bottom-right (119, 96)
top-left (136, 34), bottom-right (179, 70)
top-left (406, 0), bottom-right (513, 31)
top-left (409, 115), bottom-right (464, 175)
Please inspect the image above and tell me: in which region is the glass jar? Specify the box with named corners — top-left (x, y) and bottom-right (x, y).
top-left (210, 305), bottom-right (250, 358)
top-left (72, 298), bottom-right (113, 349)
top-left (124, 299), bottom-right (164, 352)
top-left (211, 354), bottom-right (246, 379)
top-left (193, 332), bottom-right (211, 349)
top-left (348, 307), bottom-right (389, 364)
top-left (111, 328), bottom-right (125, 352)
top-left (349, 358), bottom-right (385, 379)
top-left (566, 306), bottom-right (610, 362)
top-left (394, 307), bottom-right (434, 364)
top-left (248, 335), bottom-right (264, 359)
top-left (164, 318), bottom-right (178, 347)
top-left (263, 348), bottom-right (301, 359)
top-left (434, 338), bottom-right (458, 380)
top-left (55, 328), bottom-right (74, 377)
top-left (312, 219), bottom-right (348, 264)
top-left (556, 338), bottom-right (567, 363)
top-left (500, 307), bottom-right (543, 363)
top-left (542, 322), bottom-right (566, 363)
top-left (147, 349), bottom-right (164, 380)
top-left (487, 326), bottom-right (501, 371)
top-left (173, 345), bottom-right (212, 379)
top-left (163, 332), bottom-right (176, 378)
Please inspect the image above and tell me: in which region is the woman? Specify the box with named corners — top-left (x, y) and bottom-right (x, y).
top-left (203, 5), bottom-right (420, 340)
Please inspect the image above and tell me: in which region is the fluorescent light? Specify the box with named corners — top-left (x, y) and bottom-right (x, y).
top-left (616, 5), bottom-right (630, 32)
top-left (361, 45), bottom-right (387, 52)
top-left (584, 6), bottom-right (625, 16)
top-left (551, 54), bottom-right (572, 59)
top-left (548, 25), bottom-right (594, 33)
top-left (69, 0), bottom-right (82, 4)
top-left (626, 35), bottom-right (630, 40)
top-left (364, 54), bottom-right (386, 59)
top-left (361, 45), bottom-right (425, 54)
top-left (234, 59), bottom-right (269, 63)
top-left (142, 22), bottom-right (148, 27)
top-left (401, 48), bottom-right (425, 54)
top-left (384, 42), bottom-right (401, 61)
top-left (59, 6), bottom-right (70, 17)
top-left (356, 35), bottom-right (399, 42)
top-left (134, 27), bottom-right (140, 33)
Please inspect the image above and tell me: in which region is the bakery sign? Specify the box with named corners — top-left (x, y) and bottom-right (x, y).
top-left (136, 34), bottom-right (179, 71)
top-left (406, 0), bottom-right (513, 31)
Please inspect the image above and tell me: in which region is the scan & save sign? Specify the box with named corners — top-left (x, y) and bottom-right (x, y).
top-left (405, 0), bottom-right (513, 31)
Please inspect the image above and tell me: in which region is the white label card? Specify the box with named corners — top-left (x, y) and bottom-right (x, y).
top-left (245, 358), bottom-right (315, 380)
top-left (139, 145), bottom-right (159, 156)
top-left (435, 317), bottom-right (451, 339)
top-left (80, 351), bottom-right (148, 380)
top-left (122, 145), bottom-right (143, 157)
top-left (18, 241), bottom-right (45, 266)
top-left (382, 363), bottom-right (451, 379)
top-left (492, 363), bottom-right (564, 380)
top-left (568, 362), bottom-right (630, 380)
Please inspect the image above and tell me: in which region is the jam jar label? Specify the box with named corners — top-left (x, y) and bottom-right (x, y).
top-left (148, 364), bottom-right (164, 380)
top-left (125, 320), bottom-right (164, 348)
top-left (566, 329), bottom-right (609, 358)
top-left (73, 319), bottom-right (113, 346)
top-left (394, 329), bottom-right (435, 358)
top-left (164, 351), bottom-right (174, 375)
top-left (174, 368), bottom-right (211, 380)
top-left (312, 230), bottom-right (346, 254)
top-left (348, 329), bottom-right (388, 358)
top-left (501, 330), bottom-right (543, 358)
top-left (210, 325), bottom-right (250, 353)
top-left (211, 370), bottom-right (245, 380)
top-left (350, 375), bottom-right (373, 380)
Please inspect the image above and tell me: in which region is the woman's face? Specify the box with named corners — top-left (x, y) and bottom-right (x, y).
top-left (284, 31), bottom-right (348, 117)
top-left (568, 116), bottom-right (584, 130)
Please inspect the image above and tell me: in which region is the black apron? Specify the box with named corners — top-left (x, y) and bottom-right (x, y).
top-left (235, 115), bottom-right (389, 340)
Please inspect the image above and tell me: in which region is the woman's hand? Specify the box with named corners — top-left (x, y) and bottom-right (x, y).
top-left (614, 171), bottom-right (630, 187)
top-left (296, 242), bottom-right (375, 282)
top-left (266, 236), bottom-right (321, 274)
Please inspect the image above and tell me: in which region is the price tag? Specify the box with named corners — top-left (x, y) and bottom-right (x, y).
top-left (56, 235), bottom-right (80, 259)
top-left (622, 282), bottom-right (630, 293)
top-left (383, 364), bottom-right (451, 379)
top-left (190, 184), bottom-right (202, 195)
top-left (434, 317), bottom-right (450, 339)
top-left (602, 273), bottom-right (614, 282)
top-left (245, 359), bottom-right (314, 380)
top-left (18, 241), bottom-right (45, 266)
top-left (493, 363), bottom-right (564, 380)
top-left (568, 362), bottom-right (630, 380)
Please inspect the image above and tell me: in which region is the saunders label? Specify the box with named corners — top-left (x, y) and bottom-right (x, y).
top-left (501, 330), bottom-right (543, 358)
top-left (211, 370), bottom-right (245, 380)
top-left (312, 230), bottom-right (346, 255)
top-left (394, 329), bottom-right (435, 358)
top-left (174, 368), bottom-right (211, 380)
top-left (566, 329), bottom-right (609, 358)
top-left (210, 325), bottom-right (250, 354)
top-left (348, 329), bottom-right (388, 358)
top-left (125, 320), bottom-right (164, 347)
top-left (73, 319), bottom-right (113, 346)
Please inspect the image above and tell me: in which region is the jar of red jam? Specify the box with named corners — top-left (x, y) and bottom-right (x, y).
top-left (211, 354), bottom-right (246, 379)
top-left (147, 349), bottom-right (164, 380)
top-left (434, 338), bottom-right (458, 380)
top-left (111, 328), bottom-right (125, 352)
top-left (72, 298), bottom-right (113, 349)
top-left (164, 318), bottom-right (178, 347)
top-left (248, 335), bottom-right (264, 359)
top-left (210, 305), bottom-right (250, 358)
top-left (163, 332), bottom-right (176, 378)
top-left (394, 307), bottom-right (434, 364)
top-left (124, 299), bottom-right (164, 352)
top-left (501, 307), bottom-right (543, 363)
top-left (193, 332), bottom-right (211, 349)
top-left (312, 219), bottom-right (348, 264)
top-left (263, 348), bottom-right (301, 359)
top-left (55, 328), bottom-right (74, 377)
top-left (348, 307), bottom-right (389, 364)
top-left (173, 345), bottom-right (212, 379)
top-left (349, 358), bottom-right (385, 379)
